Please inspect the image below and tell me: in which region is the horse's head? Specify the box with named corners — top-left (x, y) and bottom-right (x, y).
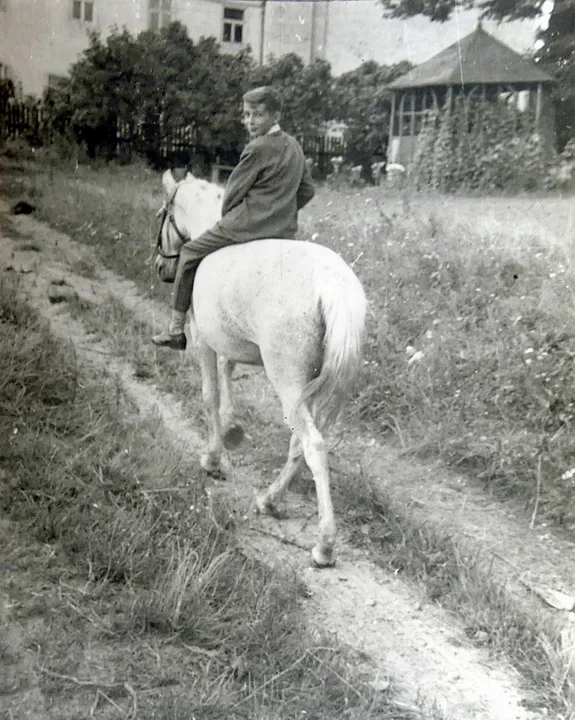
top-left (154, 170), bottom-right (189, 283)
top-left (154, 169), bottom-right (224, 283)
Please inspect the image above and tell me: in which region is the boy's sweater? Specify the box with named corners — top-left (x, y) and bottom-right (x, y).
top-left (217, 130), bottom-right (315, 243)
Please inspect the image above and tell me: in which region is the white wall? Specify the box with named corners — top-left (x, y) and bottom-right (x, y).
top-left (0, 0), bottom-right (147, 96)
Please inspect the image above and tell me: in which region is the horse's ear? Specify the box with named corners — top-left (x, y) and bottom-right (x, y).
top-left (185, 171), bottom-right (195, 182)
top-left (162, 170), bottom-right (177, 195)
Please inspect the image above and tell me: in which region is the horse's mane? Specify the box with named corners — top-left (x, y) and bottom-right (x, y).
top-left (178, 173), bottom-right (224, 236)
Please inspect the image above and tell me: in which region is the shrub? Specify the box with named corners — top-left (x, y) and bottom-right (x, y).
top-left (408, 96), bottom-right (553, 192)
top-left (545, 137), bottom-right (575, 190)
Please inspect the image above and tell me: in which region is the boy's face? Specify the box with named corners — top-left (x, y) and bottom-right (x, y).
top-left (243, 102), bottom-right (281, 139)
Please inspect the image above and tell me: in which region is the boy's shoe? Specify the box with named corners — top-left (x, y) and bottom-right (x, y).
top-left (152, 331), bottom-right (187, 351)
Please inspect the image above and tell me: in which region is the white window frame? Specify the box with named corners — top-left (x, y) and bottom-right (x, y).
top-left (72, 0), bottom-right (94, 22)
top-left (149, 0), bottom-right (172, 31)
top-left (222, 7), bottom-right (244, 44)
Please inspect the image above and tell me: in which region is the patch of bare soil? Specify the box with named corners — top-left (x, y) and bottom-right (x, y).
top-left (1, 198), bottom-right (571, 719)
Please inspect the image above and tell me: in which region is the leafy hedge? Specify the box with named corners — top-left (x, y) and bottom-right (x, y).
top-left (408, 95), bottom-right (553, 192)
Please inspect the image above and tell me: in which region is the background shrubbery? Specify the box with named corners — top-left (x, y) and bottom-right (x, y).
top-left (408, 96), bottom-right (555, 192)
top-left (35, 22), bottom-right (408, 173)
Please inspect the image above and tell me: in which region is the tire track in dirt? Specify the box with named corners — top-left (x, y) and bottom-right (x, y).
top-left (0, 200), bottom-right (556, 719)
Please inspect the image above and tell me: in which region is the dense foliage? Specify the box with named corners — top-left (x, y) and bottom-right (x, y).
top-left (39, 21), bottom-right (410, 173)
top-left (408, 96), bottom-right (552, 191)
top-left (43, 23), bottom-right (251, 162)
top-left (331, 60), bottom-right (411, 171)
top-left (248, 53), bottom-right (334, 135)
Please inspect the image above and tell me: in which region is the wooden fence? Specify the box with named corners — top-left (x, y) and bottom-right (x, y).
top-left (0, 101), bottom-right (44, 145)
top-left (1, 100), bottom-right (347, 175)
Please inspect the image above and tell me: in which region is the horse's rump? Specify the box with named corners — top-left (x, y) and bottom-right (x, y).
top-left (194, 239), bottom-right (366, 428)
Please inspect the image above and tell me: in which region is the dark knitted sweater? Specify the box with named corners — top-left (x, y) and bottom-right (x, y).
top-left (216, 130), bottom-right (315, 243)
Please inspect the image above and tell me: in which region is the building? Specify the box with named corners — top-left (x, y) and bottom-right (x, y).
top-left (387, 24), bottom-right (556, 165)
top-left (0, 0), bottom-right (539, 98)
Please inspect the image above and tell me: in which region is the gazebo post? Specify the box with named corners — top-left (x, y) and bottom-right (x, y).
top-left (398, 93), bottom-right (406, 156)
top-left (535, 82), bottom-right (542, 128)
top-left (388, 92), bottom-right (396, 162)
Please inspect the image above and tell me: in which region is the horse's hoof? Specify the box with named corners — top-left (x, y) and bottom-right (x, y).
top-left (311, 546), bottom-right (336, 568)
top-left (254, 495), bottom-right (282, 519)
top-left (223, 423), bottom-right (245, 450)
top-left (200, 453), bottom-right (220, 473)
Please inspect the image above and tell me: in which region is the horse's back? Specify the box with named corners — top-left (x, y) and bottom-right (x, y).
top-left (193, 239), bottom-right (354, 363)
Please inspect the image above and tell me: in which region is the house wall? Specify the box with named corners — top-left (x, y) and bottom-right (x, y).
top-left (0, 0), bottom-right (148, 96)
top-left (177, 0), bottom-right (262, 57)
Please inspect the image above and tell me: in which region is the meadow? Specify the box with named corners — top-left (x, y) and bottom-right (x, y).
top-left (3, 155), bottom-right (574, 536)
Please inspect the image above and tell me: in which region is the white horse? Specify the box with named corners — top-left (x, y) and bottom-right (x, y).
top-left (154, 170), bottom-right (366, 567)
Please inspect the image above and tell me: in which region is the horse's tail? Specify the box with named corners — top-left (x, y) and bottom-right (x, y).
top-left (299, 260), bottom-right (367, 432)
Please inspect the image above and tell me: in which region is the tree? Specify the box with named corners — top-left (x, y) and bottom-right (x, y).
top-left (332, 60), bottom-right (411, 172)
top-left (536, 0), bottom-right (575, 149)
top-left (247, 53), bottom-right (333, 134)
top-left (378, 0), bottom-right (575, 149)
top-left (43, 22), bottom-right (253, 162)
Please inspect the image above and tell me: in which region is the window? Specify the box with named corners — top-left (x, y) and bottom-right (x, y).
top-left (223, 7), bottom-right (244, 44)
top-left (72, 1), bottom-right (94, 22)
top-left (149, 0), bottom-right (172, 31)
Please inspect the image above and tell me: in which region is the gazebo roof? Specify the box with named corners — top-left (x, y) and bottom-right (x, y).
top-left (389, 24), bottom-right (554, 89)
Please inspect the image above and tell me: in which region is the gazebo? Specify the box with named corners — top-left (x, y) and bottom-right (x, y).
top-left (387, 24), bottom-right (555, 166)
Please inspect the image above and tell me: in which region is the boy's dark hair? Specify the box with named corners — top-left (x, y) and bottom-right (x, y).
top-left (243, 86), bottom-right (282, 114)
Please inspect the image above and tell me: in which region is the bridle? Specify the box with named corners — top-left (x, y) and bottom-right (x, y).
top-left (154, 183), bottom-right (188, 261)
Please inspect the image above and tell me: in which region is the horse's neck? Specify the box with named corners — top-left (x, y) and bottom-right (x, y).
top-left (180, 182), bottom-right (223, 240)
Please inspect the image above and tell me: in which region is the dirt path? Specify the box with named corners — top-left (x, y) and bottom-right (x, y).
top-left (1, 198), bottom-right (572, 719)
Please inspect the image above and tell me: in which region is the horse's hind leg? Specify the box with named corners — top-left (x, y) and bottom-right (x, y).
top-left (261, 382), bottom-right (336, 567)
top-left (294, 405), bottom-right (336, 567)
top-left (256, 432), bottom-right (304, 517)
top-left (218, 357), bottom-right (245, 450)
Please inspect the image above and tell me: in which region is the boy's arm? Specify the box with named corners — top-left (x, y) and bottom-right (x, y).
top-left (221, 144), bottom-right (261, 216)
top-left (296, 162), bottom-right (315, 210)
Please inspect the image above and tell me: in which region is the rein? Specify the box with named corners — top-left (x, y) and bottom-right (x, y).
top-left (155, 183), bottom-right (188, 261)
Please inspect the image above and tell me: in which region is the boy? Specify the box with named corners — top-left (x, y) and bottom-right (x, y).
top-left (152, 85), bottom-right (315, 350)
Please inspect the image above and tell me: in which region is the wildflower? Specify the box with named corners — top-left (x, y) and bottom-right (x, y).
top-left (561, 468), bottom-right (575, 481)
top-left (311, 232), bottom-right (319, 241)
top-left (408, 351), bottom-right (424, 365)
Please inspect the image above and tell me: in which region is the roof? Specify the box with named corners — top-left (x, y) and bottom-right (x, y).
top-left (389, 24), bottom-right (554, 89)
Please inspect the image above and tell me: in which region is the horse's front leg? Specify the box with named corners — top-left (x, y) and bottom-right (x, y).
top-left (197, 339), bottom-right (223, 472)
top-left (218, 356), bottom-right (245, 450)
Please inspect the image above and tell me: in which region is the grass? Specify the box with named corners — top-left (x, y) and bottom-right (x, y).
top-left (57, 270), bottom-right (575, 715)
top-left (2, 153), bottom-right (575, 714)
top-left (334, 477), bottom-right (575, 716)
top-left (2, 156), bottom-right (574, 533)
top-left (0, 274), bottom-right (418, 719)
